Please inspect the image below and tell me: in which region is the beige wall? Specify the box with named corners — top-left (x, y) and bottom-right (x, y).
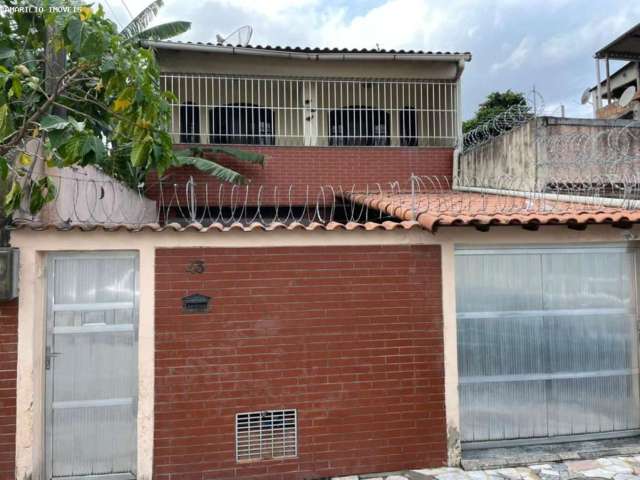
top-left (10, 224), bottom-right (638, 476)
top-left (156, 50), bottom-right (460, 80)
top-left (158, 49), bottom-right (462, 147)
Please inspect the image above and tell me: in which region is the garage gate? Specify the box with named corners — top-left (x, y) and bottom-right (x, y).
top-left (456, 245), bottom-right (640, 448)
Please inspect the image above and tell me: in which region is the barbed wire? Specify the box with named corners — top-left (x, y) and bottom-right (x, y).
top-left (463, 102), bottom-right (533, 149)
top-left (9, 171), bottom-right (640, 229)
top-left (9, 88), bottom-right (640, 229)
top-left (462, 90), bottom-right (554, 151)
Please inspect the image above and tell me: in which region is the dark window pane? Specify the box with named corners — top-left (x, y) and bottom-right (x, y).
top-left (209, 104), bottom-right (275, 145)
top-left (328, 107), bottom-right (389, 146)
top-left (400, 107), bottom-right (418, 146)
top-left (180, 102), bottom-right (200, 143)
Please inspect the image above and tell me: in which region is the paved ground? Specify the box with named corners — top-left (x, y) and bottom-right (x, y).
top-left (333, 455), bottom-right (640, 480)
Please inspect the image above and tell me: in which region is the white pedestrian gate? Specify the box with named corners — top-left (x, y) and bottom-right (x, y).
top-left (45, 252), bottom-right (138, 479)
top-left (456, 245), bottom-right (640, 448)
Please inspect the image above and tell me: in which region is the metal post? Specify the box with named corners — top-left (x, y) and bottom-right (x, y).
top-left (606, 56), bottom-right (612, 106)
top-left (595, 58), bottom-right (602, 111)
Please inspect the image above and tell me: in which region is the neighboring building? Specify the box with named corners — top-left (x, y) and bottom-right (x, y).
top-left (2, 40), bottom-right (640, 480)
top-left (590, 22), bottom-right (640, 119)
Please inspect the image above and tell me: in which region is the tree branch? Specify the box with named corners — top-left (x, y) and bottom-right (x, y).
top-left (0, 66), bottom-right (85, 156)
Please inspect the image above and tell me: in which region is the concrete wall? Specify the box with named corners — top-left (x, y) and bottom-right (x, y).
top-left (11, 141), bottom-right (157, 227)
top-left (457, 120), bottom-right (537, 190)
top-left (458, 117), bottom-right (640, 191)
top-left (41, 166), bottom-right (157, 226)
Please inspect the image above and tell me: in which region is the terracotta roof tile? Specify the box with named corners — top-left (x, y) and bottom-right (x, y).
top-left (14, 193), bottom-right (636, 234)
top-left (9, 220), bottom-right (422, 233)
top-left (348, 192), bottom-right (640, 232)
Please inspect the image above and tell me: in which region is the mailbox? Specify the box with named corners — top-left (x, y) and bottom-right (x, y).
top-left (182, 293), bottom-right (211, 313)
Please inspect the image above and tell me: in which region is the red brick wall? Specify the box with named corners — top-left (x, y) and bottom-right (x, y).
top-left (155, 245), bottom-right (446, 480)
top-left (0, 300), bottom-right (17, 480)
top-left (146, 146), bottom-right (453, 204)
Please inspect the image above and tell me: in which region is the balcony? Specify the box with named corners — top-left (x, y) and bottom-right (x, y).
top-left (160, 73), bottom-right (460, 148)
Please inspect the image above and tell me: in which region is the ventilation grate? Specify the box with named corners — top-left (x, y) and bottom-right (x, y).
top-left (236, 409), bottom-right (297, 462)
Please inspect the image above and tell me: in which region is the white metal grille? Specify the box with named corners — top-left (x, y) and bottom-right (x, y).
top-left (235, 410), bottom-right (297, 462)
top-left (160, 73), bottom-right (459, 147)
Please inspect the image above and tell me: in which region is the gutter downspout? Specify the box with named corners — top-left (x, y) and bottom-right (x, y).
top-left (453, 185), bottom-right (640, 210)
top-left (595, 58), bottom-right (603, 111)
top-left (453, 58), bottom-right (465, 187)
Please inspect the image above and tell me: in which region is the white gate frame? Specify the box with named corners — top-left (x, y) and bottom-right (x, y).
top-left (12, 242), bottom-right (155, 480)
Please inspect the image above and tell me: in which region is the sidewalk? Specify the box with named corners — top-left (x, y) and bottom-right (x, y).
top-left (333, 455), bottom-right (640, 480)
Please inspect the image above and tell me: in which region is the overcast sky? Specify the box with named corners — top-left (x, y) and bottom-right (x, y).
top-left (104, 0), bottom-right (640, 119)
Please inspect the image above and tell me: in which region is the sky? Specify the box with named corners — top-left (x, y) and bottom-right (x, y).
top-left (103, 0), bottom-right (640, 120)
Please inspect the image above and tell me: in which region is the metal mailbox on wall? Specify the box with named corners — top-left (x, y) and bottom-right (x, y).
top-left (0, 248), bottom-right (18, 300)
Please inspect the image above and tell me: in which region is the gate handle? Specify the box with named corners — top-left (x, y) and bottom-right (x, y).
top-left (45, 346), bottom-right (62, 370)
top-left (46, 346), bottom-right (62, 358)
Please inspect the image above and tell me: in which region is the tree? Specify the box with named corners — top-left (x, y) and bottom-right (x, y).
top-left (462, 90), bottom-right (529, 133)
top-left (120, 0), bottom-right (191, 43)
top-left (0, 1), bottom-right (262, 216)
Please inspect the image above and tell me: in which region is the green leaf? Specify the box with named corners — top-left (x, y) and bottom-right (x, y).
top-left (131, 135), bottom-right (153, 167)
top-left (0, 104), bottom-right (9, 138)
top-left (29, 177), bottom-right (57, 214)
top-left (192, 146), bottom-right (265, 166)
top-left (173, 155), bottom-right (246, 184)
top-left (80, 31), bottom-right (106, 58)
top-left (40, 115), bottom-right (70, 132)
top-left (4, 181), bottom-right (21, 214)
top-left (80, 136), bottom-right (106, 164)
top-left (0, 156), bottom-right (8, 181)
top-left (100, 56), bottom-right (116, 73)
top-left (0, 47), bottom-right (15, 60)
top-left (120, 0), bottom-right (164, 39)
top-left (65, 18), bottom-right (88, 52)
top-left (28, 181), bottom-right (44, 214)
top-left (68, 117), bottom-right (86, 132)
top-left (134, 21), bottom-right (191, 41)
top-left (10, 74), bottom-right (22, 98)
top-left (58, 135), bottom-right (84, 165)
top-left (47, 129), bottom-right (69, 149)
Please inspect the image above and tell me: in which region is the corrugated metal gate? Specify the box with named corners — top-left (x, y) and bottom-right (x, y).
top-left (456, 246), bottom-right (640, 448)
top-left (46, 252), bottom-right (138, 479)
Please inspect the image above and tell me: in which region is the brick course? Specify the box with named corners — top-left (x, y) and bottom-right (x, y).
top-left (155, 245), bottom-right (446, 480)
top-left (146, 146), bottom-right (453, 205)
top-left (0, 300), bottom-right (17, 480)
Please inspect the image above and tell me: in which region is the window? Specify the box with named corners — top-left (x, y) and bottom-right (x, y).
top-left (400, 107), bottom-right (418, 146)
top-left (329, 107), bottom-right (390, 146)
top-left (210, 104), bottom-right (275, 145)
top-left (236, 410), bottom-right (297, 461)
top-left (179, 102), bottom-right (200, 143)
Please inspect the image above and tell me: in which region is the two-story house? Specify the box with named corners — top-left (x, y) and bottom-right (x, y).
top-left (2, 40), bottom-right (640, 480)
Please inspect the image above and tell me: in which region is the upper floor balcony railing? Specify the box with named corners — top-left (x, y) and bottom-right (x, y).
top-left (160, 73), bottom-right (460, 148)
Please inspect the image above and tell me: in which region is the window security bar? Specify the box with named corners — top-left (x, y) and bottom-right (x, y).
top-left (160, 73), bottom-right (459, 147)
